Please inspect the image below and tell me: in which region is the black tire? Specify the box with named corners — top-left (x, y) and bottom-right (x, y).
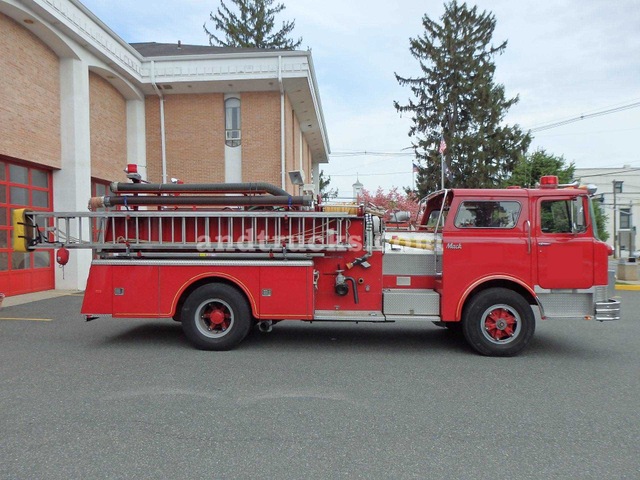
top-left (444, 321), bottom-right (462, 332)
top-left (462, 288), bottom-right (535, 357)
top-left (181, 284), bottom-right (251, 351)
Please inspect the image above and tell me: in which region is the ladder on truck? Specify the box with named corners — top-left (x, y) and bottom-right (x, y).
top-left (13, 209), bottom-right (359, 257)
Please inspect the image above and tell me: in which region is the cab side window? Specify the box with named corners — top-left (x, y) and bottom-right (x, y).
top-left (454, 201), bottom-right (521, 229)
top-left (541, 198), bottom-right (586, 234)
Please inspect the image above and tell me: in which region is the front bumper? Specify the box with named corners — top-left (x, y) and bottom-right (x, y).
top-left (595, 299), bottom-right (621, 321)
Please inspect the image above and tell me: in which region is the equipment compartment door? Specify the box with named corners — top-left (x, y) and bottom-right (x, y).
top-left (536, 196), bottom-right (594, 289)
top-left (112, 265), bottom-right (160, 317)
top-left (258, 266), bottom-right (312, 319)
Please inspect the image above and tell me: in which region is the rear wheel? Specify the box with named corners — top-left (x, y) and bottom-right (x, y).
top-left (462, 288), bottom-right (535, 357)
top-left (181, 284), bottom-right (251, 351)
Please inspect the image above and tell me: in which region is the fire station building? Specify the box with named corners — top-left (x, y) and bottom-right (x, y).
top-left (0, 0), bottom-right (330, 297)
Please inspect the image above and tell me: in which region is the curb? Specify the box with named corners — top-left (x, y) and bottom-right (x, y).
top-left (615, 284), bottom-right (640, 291)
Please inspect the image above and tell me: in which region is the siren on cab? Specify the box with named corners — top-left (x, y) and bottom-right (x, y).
top-left (539, 175), bottom-right (559, 188)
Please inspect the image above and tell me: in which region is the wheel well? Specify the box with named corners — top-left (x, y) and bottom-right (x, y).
top-left (173, 277), bottom-right (254, 319)
top-left (461, 280), bottom-right (537, 319)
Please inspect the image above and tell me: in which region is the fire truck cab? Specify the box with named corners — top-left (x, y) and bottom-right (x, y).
top-left (407, 176), bottom-right (618, 354)
top-left (12, 175), bottom-right (619, 356)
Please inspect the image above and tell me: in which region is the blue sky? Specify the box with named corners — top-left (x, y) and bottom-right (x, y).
top-left (81, 0), bottom-right (640, 197)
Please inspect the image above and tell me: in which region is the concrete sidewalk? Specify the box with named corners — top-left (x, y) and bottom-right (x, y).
top-left (1, 290), bottom-right (83, 308)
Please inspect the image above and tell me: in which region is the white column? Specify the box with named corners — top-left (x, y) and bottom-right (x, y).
top-left (312, 162), bottom-right (320, 194)
top-left (224, 145), bottom-right (242, 183)
top-left (126, 98), bottom-right (147, 180)
top-left (53, 58), bottom-right (92, 291)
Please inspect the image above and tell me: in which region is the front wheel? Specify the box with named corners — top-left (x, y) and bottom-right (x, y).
top-left (181, 284), bottom-right (251, 351)
top-left (462, 288), bottom-right (535, 357)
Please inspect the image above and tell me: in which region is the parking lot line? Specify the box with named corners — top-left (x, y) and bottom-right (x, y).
top-left (0, 317), bottom-right (53, 322)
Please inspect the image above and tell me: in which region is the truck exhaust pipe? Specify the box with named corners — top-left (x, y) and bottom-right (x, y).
top-left (257, 320), bottom-right (273, 333)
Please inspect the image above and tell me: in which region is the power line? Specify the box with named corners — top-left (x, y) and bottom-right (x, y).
top-left (330, 171), bottom-right (411, 177)
top-left (529, 101), bottom-right (640, 133)
top-left (535, 126), bottom-right (640, 138)
top-left (329, 151), bottom-right (415, 157)
top-left (577, 167), bottom-right (640, 179)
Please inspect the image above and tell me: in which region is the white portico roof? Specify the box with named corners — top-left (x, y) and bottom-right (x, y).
top-left (1, 0), bottom-right (330, 164)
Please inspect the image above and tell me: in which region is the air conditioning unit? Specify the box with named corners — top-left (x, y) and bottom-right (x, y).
top-left (225, 130), bottom-right (241, 141)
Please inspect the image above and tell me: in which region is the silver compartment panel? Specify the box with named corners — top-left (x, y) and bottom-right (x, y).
top-left (383, 252), bottom-right (438, 276)
top-left (383, 289), bottom-right (440, 316)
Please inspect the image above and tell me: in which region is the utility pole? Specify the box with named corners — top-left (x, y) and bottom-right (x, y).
top-left (613, 180), bottom-right (623, 258)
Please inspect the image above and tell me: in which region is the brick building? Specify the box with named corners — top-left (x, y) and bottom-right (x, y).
top-left (0, 0), bottom-right (330, 296)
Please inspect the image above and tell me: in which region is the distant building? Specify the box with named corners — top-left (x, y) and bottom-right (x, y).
top-left (575, 166), bottom-right (640, 256)
top-left (0, 0), bottom-right (329, 296)
top-left (352, 178), bottom-right (363, 200)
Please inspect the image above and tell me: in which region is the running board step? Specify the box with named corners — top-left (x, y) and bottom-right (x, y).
top-left (384, 315), bottom-right (441, 322)
top-left (313, 310), bottom-right (386, 322)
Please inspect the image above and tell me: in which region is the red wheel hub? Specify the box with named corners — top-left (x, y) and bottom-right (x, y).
top-left (484, 308), bottom-right (516, 341)
top-left (203, 306), bottom-right (229, 330)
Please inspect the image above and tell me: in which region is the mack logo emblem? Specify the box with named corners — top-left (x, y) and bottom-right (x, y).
top-left (446, 243), bottom-right (462, 250)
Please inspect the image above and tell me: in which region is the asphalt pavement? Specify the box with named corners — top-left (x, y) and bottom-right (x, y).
top-left (1, 291), bottom-right (638, 479)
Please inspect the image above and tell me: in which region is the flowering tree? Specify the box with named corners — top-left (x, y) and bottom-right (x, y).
top-left (360, 187), bottom-right (420, 223)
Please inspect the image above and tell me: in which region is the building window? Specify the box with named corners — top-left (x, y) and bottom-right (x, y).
top-left (91, 179), bottom-right (111, 243)
top-left (225, 97), bottom-right (241, 147)
top-left (620, 207), bottom-right (631, 229)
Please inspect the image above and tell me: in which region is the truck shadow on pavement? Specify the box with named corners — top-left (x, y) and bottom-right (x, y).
top-left (96, 320), bottom-right (615, 359)
top-left (98, 321), bottom-right (471, 354)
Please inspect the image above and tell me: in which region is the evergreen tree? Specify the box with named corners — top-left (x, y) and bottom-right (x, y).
top-left (395, 1), bottom-right (530, 195)
top-left (204, 0), bottom-right (302, 49)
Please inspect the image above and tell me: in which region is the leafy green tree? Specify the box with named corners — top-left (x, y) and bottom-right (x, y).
top-left (505, 149), bottom-right (609, 241)
top-left (592, 200), bottom-right (609, 242)
top-left (504, 149), bottom-right (575, 188)
top-left (395, 1), bottom-right (530, 196)
top-left (204, 0), bottom-right (302, 49)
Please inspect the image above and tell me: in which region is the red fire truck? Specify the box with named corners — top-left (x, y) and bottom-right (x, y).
top-left (12, 174), bottom-right (619, 356)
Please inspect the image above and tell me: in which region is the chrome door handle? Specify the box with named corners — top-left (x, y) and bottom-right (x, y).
top-left (539, 242), bottom-right (551, 246)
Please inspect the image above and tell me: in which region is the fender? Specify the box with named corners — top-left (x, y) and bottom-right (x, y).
top-left (171, 272), bottom-right (258, 318)
top-left (455, 274), bottom-right (539, 321)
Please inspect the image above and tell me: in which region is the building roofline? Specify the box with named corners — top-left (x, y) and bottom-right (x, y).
top-left (68, 0), bottom-right (144, 61)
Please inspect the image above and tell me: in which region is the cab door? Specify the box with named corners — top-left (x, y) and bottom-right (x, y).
top-left (536, 195), bottom-right (594, 289)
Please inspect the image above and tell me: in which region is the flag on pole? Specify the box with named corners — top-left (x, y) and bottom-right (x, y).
top-left (438, 137), bottom-right (447, 154)
top-left (412, 163), bottom-right (419, 173)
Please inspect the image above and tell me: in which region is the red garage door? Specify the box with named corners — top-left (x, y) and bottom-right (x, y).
top-left (0, 159), bottom-right (54, 296)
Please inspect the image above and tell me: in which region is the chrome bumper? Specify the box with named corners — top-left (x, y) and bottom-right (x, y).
top-left (595, 299), bottom-right (621, 321)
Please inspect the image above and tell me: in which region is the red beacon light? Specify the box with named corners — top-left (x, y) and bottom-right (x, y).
top-left (124, 164), bottom-right (142, 183)
top-left (539, 175), bottom-right (559, 188)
